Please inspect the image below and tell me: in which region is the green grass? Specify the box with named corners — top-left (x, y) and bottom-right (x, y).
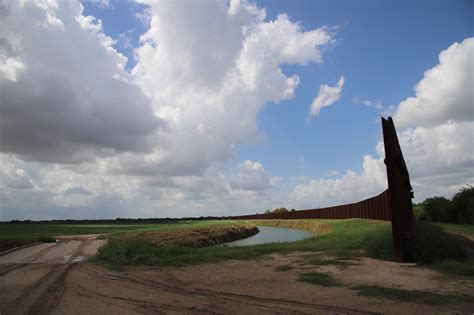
top-left (6, 218), bottom-right (470, 276)
top-left (94, 219), bottom-right (472, 269)
top-left (95, 219), bottom-right (387, 267)
top-left (434, 260), bottom-right (474, 276)
top-left (435, 223), bottom-right (474, 237)
top-left (362, 222), bottom-right (468, 264)
top-left (275, 265), bottom-right (294, 272)
top-left (353, 285), bottom-right (474, 305)
top-left (0, 220), bottom-right (246, 252)
top-left (303, 257), bottom-right (359, 268)
top-left (297, 272), bottom-right (343, 287)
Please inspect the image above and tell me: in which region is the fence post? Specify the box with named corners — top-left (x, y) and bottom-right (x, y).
top-left (382, 117), bottom-right (415, 263)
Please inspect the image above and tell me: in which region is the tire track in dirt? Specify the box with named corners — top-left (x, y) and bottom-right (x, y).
top-left (76, 266), bottom-right (379, 314)
top-left (1, 239), bottom-right (91, 315)
top-left (74, 285), bottom-right (213, 314)
top-left (0, 242), bottom-right (60, 277)
top-left (131, 273), bottom-right (380, 315)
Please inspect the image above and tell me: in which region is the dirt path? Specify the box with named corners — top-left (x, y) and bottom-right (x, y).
top-left (1, 243), bottom-right (473, 314)
top-left (0, 236), bottom-right (105, 314)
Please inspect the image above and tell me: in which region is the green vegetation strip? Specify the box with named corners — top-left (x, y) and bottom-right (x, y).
top-left (94, 219), bottom-right (384, 267)
top-left (0, 220), bottom-right (248, 252)
top-left (436, 223), bottom-right (474, 237)
top-left (298, 272), bottom-right (343, 287)
top-left (3, 218), bottom-right (472, 278)
top-left (434, 260), bottom-right (474, 277)
top-left (353, 285), bottom-right (474, 305)
top-left (304, 257), bottom-right (359, 268)
top-left (275, 265), bottom-right (294, 272)
top-left (93, 219), bottom-right (472, 271)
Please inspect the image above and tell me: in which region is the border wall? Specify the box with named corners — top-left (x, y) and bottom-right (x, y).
top-left (229, 189), bottom-right (391, 221)
top-left (229, 117), bottom-right (414, 262)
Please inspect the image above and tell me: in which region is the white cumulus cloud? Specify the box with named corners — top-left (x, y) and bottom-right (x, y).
top-left (308, 75), bottom-right (345, 119)
top-left (0, 0), bottom-right (162, 163)
top-left (292, 38), bottom-right (473, 206)
top-left (394, 38), bottom-right (473, 128)
top-left (0, 0), bottom-right (334, 220)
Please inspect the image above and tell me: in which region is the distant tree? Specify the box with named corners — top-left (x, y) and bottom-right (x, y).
top-left (272, 207), bottom-right (289, 213)
top-left (263, 207), bottom-right (289, 214)
top-left (450, 185), bottom-right (474, 224)
top-left (413, 203), bottom-right (428, 221)
top-left (418, 185), bottom-right (474, 224)
top-left (423, 197), bottom-right (451, 222)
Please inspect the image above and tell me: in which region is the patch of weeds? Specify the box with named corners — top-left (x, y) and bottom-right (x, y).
top-left (363, 222), bottom-right (468, 265)
top-left (353, 285), bottom-right (474, 305)
top-left (434, 260), bottom-right (474, 277)
top-left (39, 236), bottom-right (56, 243)
top-left (362, 225), bottom-right (394, 260)
top-left (308, 258), bottom-right (357, 267)
top-left (275, 265), bottom-right (294, 272)
top-left (414, 222), bottom-right (467, 264)
top-left (297, 272), bottom-right (343, 287)
top-left (301, 254), bottom-right (359, 269)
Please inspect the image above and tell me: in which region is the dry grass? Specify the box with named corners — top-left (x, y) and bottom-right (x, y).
top-left (115, 224), bottom-right (258, 247)
top-left (252, 219), bottom-right (333, 236)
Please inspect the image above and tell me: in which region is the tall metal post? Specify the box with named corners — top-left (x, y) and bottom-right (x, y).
top-left (382, 117), bottom-right (415, 262)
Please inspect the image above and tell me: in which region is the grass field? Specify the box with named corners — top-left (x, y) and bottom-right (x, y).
top-left (435, 222), bottom-right (474, 236)
top-left (2, 218), bottom-right (472, 277)
top-left (94, 219), bottom-right (473, 275)
top-left (0, 220), bottom-right (247, 252)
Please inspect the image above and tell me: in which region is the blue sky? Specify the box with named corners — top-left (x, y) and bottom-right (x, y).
top-left (0, 0), bottom-right (472, 219)
top-left (83, 0), bottom-right (472, 179)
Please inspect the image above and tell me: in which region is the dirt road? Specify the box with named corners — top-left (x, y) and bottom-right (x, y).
top-left (0, 235), bottom-right (105, 314)
top-left (1, 240), bottom-right (473, 314)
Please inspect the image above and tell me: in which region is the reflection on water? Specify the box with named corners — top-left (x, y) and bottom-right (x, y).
top-left (224, 226), bottom-right (312, 247)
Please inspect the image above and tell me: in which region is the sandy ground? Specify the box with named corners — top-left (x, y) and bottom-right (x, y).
top-left (0, 240), bottom-right (473, 314)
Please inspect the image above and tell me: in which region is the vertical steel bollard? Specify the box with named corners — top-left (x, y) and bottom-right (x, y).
top-left (382, 117), bottom-right (415, 263)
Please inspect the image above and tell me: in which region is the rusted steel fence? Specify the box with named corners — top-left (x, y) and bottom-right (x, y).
top-left (229, 189), bottom-right (391, 221)
top-left (228, 117), bottom-right (415, 262)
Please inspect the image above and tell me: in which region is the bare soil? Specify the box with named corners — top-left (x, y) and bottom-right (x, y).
top-left (1, 239), bottom-right (473, 314)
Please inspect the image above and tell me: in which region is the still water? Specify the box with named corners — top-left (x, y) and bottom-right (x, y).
top-left (224, 226), bottom-right (313, 246)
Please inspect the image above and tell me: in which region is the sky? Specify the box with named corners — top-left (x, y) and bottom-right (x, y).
top-left (0, 0), bottom-right (472, 220)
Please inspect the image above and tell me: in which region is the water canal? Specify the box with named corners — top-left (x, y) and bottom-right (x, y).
top-left (224, 226), bottom-right (313, 246)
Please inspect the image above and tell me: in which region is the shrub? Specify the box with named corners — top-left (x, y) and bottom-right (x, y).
top-left (417, 185), bottom-right (474, 224)
top-left (362, 224), bottom-right (394, 260)
top-left (413, 204), bottom-right (428, 221)
top-left (297, 272), bottom-right (343, 287)
top-left (414, 222), bottom-right (466, 264)
top-left (423, 197), bottom-right (451, 222)
top-left (450, 186), bottom-right (474, 224)
top-left (363, 222), bottom-right (467, 264)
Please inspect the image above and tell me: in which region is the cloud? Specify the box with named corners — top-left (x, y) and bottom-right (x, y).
top-left (0, 1), bottom-right (162, 163)
top-left (0, 155), bottom-right (34, 190)
top-left (0, 153), bottom-right (282, 220)
top-left (0, 0), bottom-right (337, 219)
top-left (352, 97), bottom-right (384, 110)
top-left (394, 38), bottom-right (473, 128)
top-left (396, 121), bottom-right (473, 201)
top-left (292, 38), bottom-right (473, 206)
top-left (308, 75), bottom-right (344, 119)
top-left (392, 37), bottom-right (474, 200)
top-left (231, 160), bottom-right (271, 191)
top-left (0, 2), bottom-right (471, 221)
top-left (291, 153), bottom-right (387, 208)
top-left (88, 0), bottom-right (111, 9)
top-left (110, 0), bottom-right (333, 177)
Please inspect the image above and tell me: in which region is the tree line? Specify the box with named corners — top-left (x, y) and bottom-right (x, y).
top-left (413, 185), bottom-right (473, 224)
